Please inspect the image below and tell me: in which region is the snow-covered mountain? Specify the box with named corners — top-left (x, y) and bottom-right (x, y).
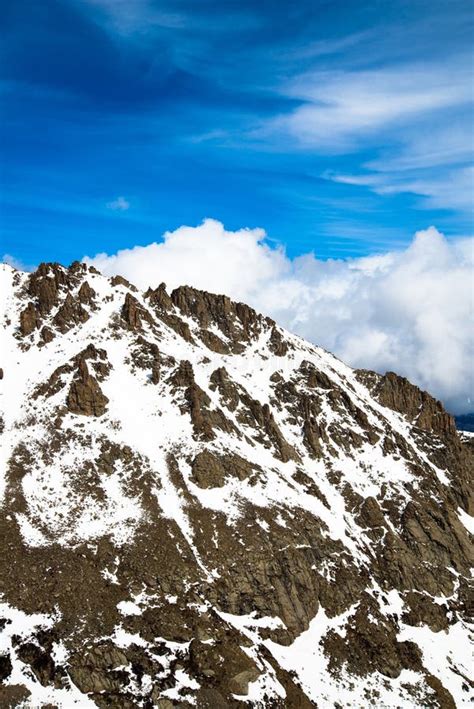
top-left (0, 261), bottom-right (472, 708)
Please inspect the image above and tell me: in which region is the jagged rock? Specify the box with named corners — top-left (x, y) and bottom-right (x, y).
top-left (210, 367), bottom-right (241, 411)
top-left (121, 293), bottom-right (153, 330)
top-left (145, 284), bottom-right (195, 343)
top-left (171, 285), bottom-right (273, 351)
top-left (66, 359), bottom-right (109, 416)
top-left (0, 684), bottom-right (31, 708)
top-left (171, 361), bottom-right (235, 440)
top-left (268, 326), bottom-right (289, 356)
top-left (111, 275), bottom-right (137, 291)
top-left (78, 281), bottom-right (96, 305)
top-left (359, 369), bottom-right (457, 437)
top-left (357, 496), bottom-right (386, 529)
top-left (0, 653), bottom-right (12, 681)
top-left (323, 598), bottom-right (423, 679)
top-left (144, 283), bottom-right (173, 311)
top-left (191, 450), bottom-right (227, 488)
top-left (19, 302), bottom-right (38, 335)
top-left (16, 643), bottom-right (56, 687)
top-left (194, 688), bottom-right (230, 708)
top-left (240, 394), bottom-right (298, 462)
top-left (228, 668), bottom-right (260, 695)
top-left (402, 591), bottom-right (450, 632)
top-left (40, 326), bottom-right (54, 343)
top-left (191, 450), bottom-right (256, 488)
top-left (28, 267), bottom-right (60, 315)
top-left (53, 292), bottom-right (90, 333)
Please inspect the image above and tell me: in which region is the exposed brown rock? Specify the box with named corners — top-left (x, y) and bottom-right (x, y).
top-left (0, 653), bottom-right (12, 682)
top-left (402, 591), bottom-right (450, 632)
top-left (53, 292), bottom-right (90, 333)
top-left (3, 262), bottom-right (472, 708)
top-left (144, 282), bottom-right (173, 311)
top-left (191, 450), bottom-right (227, 488)
top-left (323, 597), bottom-right (423, 679)
top-left (19, 302), bottom-right (39, 335)
top-left (78, 281), bottom-right (96, 305)
top-left (171, 361), bottom-right (236, 440)
top-left (111, 275), bottom-right (137, 291)
top-left (121, 293), bottom-right (154, 331)
top-left (0, 684), bottom-right (31, 708)
top-left (239, 393), bottom-right (299, 462)
top-left (40, 326), bottom-right (54, 343)
top-left (191, 450), bottom-right (257, 488)
top-left (228, 668), bottom-right (260, 695)
top-left (359, 369), bottom-right (457, 437)
top-left (171, 285), bottom-right (273, 352)
top-left (210, 367), bottom-right (241, 412)
top-left (28, 267), bottom-right (60, 315)
top-left (66, 359), bottom-right (109, 416)
top-left (268, 326), bottom-right (289, 356)
top-left (16, 642), bottom-right (57, 687)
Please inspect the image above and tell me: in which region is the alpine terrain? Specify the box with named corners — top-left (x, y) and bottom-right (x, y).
top-left (0, 261), bottom-right (472, 709)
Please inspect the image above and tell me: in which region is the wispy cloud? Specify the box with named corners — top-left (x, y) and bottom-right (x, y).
top-left (263, 55), bottom-right (473, 214)
top-left (327, 163), bottom-right (473, 213)
top-left (263, 58), bottom-right (471, 148)
top-left (106, 196), bottom-right (130, 211)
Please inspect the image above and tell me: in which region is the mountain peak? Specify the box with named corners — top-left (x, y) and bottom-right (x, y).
top-left (0, 262), bottom-right (472, 708)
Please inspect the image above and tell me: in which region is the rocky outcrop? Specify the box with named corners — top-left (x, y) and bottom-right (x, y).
top-left (53, 292), bottom-right (90, 333)
top-left (111, 274), bottom-right (137, 291)
top-left (130, 336), bottom-right (162, 383)
top-left (358, 369), bottom-right (457, 437)
top-left (78, 280), bottom-right (96, 305)
top-left (121, 293), bottom-right (154, 330)
top-left (19, 302), bottom-right (39, 335)
top-left (191, 450), bottom-right (256, 488)
top-left (33, 344), bottom-right (111, 403)
top-left (170, 361), bottom-right (236, 440)
top-left (171, 285), bottom-right (274, 352)
top-left (18, 262), bottom-right (97, 338)
top-left (145, 284), bottom-right (195, 343)
top-left (66, 359), bottom-right (109, 416)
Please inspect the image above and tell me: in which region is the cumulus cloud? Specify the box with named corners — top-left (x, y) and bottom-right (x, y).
top-left (106, 196), bottom-right (130, 211)
top-left (84, 219), bottom-right (474, 414)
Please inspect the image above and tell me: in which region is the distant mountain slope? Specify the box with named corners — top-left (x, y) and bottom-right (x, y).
top-left (0, 261), bottom-right (472, 708)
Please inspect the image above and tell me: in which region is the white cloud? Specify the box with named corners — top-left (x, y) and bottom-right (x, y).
top-left (106, 196), bottom-right (130, 211)
top-left (84, 219), bottom-right (474, 414)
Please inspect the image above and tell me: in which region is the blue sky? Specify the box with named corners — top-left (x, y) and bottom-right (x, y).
top-left (1, 0), bottom-right (473, 266)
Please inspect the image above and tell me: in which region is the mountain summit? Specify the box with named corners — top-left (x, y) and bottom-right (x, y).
top-left (0, 261), bottom-right (472, 708)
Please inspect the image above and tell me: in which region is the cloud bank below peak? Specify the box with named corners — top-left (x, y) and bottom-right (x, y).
top-left (84, 219), bottom-right (474, 415)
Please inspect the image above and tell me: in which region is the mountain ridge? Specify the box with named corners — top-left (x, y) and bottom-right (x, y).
top-left (0, 260), bottom-right (472, 708)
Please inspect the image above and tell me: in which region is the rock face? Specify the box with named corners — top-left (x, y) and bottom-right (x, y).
top-left (0, 261), bottom-right (472, 709)
top-left (66, 359), bottom-right (109, 417)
